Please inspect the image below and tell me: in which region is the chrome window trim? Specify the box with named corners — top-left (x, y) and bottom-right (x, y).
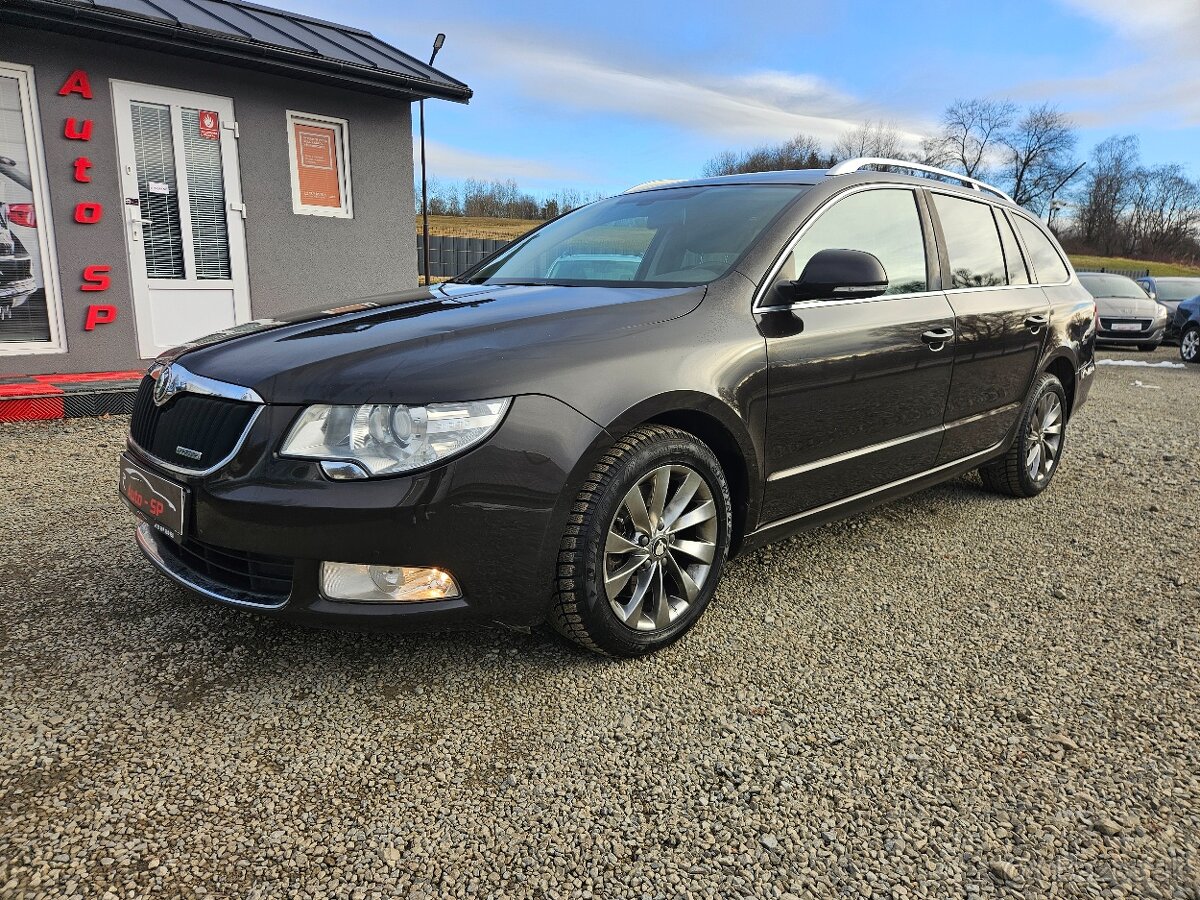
top-left (759, 440), bottom-right (1006, 530)
top-left (925, 189), bottom-right (1075, 288)
top-left (135, 521), bottom-right (289, 610)
top-left (766, 403), bottom-right (1018, 482)
top-left (751, 183), bottom-right (933, 312)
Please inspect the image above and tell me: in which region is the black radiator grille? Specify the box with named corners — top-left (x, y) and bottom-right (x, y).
top-left (159, 535), bottom-right (294, 601)
top-left (131, 375), bottom-right (258, 471)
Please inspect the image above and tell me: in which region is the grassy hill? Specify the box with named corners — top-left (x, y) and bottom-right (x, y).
top-left (415, 215), bottom-right (539, 241)
top-left (1066, 255), bottom-right (1200, 276)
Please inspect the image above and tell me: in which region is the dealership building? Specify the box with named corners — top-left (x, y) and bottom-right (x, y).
top-left (0, 0), bottom-right (469, 412)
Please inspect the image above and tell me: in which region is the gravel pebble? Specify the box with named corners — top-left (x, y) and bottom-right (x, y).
top-left (1, 346), bottom-right (1198, 898)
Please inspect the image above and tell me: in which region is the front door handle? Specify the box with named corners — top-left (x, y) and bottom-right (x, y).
top-left (1025, 314), bottom-right (1049, 333)
top-left (921, 327), bottom-right (954, 348)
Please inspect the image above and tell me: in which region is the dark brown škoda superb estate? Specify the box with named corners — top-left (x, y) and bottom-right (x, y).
top-left (121, 159), bottom-right (1096, 656)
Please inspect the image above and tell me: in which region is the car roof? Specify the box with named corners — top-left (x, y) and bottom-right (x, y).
top-left (625, 168), bottom-right (1023, 210)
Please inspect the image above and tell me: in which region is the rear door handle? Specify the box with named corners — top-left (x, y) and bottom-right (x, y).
top-left (1025, 314), bottom-right (1049, 332)
top-left (921, 327), bottom-right (954, 348)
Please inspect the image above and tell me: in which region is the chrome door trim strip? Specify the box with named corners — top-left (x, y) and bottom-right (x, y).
top-left (766, 424), bottom-right (943, 482)
top-left (758, 440), bottom-right (1006, 533)
top-left (767, 402), bottom-right (1020, 483)
top-left (943, 402), bottom-right (1019, 431)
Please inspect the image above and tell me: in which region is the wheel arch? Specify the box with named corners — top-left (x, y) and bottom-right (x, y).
top-left (603, 392), bottom-right (762, 555)
top-left (1042, 353), bottom-right (1078, 422)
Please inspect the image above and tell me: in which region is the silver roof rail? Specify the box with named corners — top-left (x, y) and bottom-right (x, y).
top-left (826, 157), bottom-right (1014, 203)
top-left (623, 179), bottom-right (683, 194)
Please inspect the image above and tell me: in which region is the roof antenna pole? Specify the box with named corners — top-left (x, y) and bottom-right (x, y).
top-left (420, 32), bottom-right (446, 287)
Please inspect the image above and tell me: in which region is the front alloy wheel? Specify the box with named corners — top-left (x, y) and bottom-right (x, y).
top-left (604, 465), bottom-right (718, 632)
top-left (1182, 327), bottom-right (1200, 364)
top-left (552, 425), bottom-right (731, 657)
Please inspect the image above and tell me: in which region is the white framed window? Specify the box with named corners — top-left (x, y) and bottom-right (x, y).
top-left (1, 60), bottom-right (67, 355)
top-left (285, 110), bottom-right (352, 218)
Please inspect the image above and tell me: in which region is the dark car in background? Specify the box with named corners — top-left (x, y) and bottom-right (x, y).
top-left (1078, 272), bottom-right (1167, 351)
top-left (1175, 296), bottom-right (1200, 364)
top-left (121, 159), bottom-right (1095, 656)
top-left (1135, 276), bottom-right (1200, 341)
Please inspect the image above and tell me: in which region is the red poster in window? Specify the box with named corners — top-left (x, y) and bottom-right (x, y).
top-left (198, 110), bottom-right (220, 140)
top-left (293, 123), bottom-right (342, 208)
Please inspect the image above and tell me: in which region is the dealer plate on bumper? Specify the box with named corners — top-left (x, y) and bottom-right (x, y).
top-left (119, 452), bottom-right (187, 541)
top-left (1110, 322), bottom-right (1142, 331)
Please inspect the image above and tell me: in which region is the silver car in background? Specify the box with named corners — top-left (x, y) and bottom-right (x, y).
top-left (1078, 272), bottom-right (1168, 351)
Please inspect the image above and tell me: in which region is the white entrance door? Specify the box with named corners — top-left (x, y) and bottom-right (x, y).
top-left (111, 82), bottom-right (251, 358)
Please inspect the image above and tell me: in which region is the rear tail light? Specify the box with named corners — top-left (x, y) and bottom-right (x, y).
top-left (6, 203), bottom-right (36, 228)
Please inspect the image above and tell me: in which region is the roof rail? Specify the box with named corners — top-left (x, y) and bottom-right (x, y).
top-left (623, 179), bottom-right (683, 194)
top-left (826, 157), bottom-right (1014, 202)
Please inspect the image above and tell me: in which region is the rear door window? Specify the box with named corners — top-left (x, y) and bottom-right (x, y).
top-left (932, 194), bottom-right (1006, 288)
top-left (1013, 216), bottom-right (1071, 284)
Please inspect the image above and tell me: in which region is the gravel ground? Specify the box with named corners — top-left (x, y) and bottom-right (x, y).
top-left (1, 347), bottom-right (1198, 900)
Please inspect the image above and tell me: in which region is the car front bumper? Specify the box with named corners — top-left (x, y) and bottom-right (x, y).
top-left (1096, 325), bottom-right (1164, 346)
top-left (128, 394), bottom-right (609, 630)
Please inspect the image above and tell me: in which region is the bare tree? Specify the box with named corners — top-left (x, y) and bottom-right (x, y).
top-left (935, 98), bottom-right (1016, 177)
top-left (1000, 103), bottom-right (1078, 211)
top-left (1125, 164), bottom-right (1200, 258)
top-left (1074, 135), bottom-right (1140, 254)
top-left (702, 134), bottom-right (829, 176)
top-left (831, 120), bottom-right (906, 161)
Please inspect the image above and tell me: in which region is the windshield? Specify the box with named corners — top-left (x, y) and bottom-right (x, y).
top-left (1078, 273), bottom-right (1149, 299)
top-left (458, 185), bottom-right (807, 286)
top-left (1151, 278), bottom-right (1200, 301)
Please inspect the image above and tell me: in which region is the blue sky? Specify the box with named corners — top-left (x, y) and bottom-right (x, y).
top-left (285, 0), bottom-right (1200, 198)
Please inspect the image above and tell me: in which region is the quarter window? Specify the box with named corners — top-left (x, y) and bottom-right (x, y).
top-left (1013, 215), bottom-right (1071, 284)
top-left (783, 189), bottom-right (928, 295)
top-left (996, 212), bottom-right (1030, 285)
top-left (932, 194), bottom-right (1007, 288)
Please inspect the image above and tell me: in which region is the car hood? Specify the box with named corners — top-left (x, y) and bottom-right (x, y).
top-left (170, 281), bottom-right (706, 405)
top-left (1094, 294), bottom-right (1161, 317)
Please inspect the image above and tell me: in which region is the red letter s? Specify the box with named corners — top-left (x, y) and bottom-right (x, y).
top-left (82, 265), bottom-right (111, 292)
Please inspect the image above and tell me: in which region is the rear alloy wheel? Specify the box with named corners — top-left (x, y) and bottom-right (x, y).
top-left (1181, 327), bottom-right (1200, 364)
top-left (551, 425), bottom-right (731, 657)
top-left (979, 372), bottom-right (1067, 498)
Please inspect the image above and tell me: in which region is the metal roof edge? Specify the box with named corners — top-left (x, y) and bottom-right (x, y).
top-left (4, 0), bottom-right (473, 103)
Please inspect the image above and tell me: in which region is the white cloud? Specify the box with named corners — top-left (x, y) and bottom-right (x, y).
top-left (1020, 0), bottom-right (1200, 126)
top-left (459, 33), bottom-right (928, 148)
top-left (413, 138), bottom-right (582, 182)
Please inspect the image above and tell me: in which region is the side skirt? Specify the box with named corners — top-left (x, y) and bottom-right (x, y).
top-left (738, 440), bottom-right (1008, 555)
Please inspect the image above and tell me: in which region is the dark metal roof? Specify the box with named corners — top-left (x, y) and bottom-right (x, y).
top-left (4, 0), bottom-right (472, 102)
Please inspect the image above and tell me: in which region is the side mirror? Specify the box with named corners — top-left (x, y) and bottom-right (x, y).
top-left (783, 248), bottom-right (888, 302)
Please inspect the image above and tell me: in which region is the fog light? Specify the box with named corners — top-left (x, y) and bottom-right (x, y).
top-left (321, 562), bottom-right (461, 603)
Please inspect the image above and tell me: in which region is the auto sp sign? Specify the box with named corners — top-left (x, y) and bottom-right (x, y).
top-left (198, 110), bottom-right (220, 140)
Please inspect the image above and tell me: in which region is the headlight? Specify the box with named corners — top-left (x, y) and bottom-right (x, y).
top-left (281, 398), bottom-right (511, 477)
top-left (1155, 303), bottom-right (1169, 321)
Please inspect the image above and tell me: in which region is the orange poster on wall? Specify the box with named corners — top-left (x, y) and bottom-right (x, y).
top-left (293, 122), bottom-right (341, 208)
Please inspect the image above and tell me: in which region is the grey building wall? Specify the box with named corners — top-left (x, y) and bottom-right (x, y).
top-left (0, 25), bottom-right (416, 376)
